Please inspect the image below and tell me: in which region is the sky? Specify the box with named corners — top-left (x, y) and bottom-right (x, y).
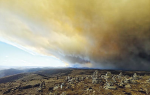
top-left (0, 41), bottom-right (67, 67)
top-left (0, 0), bottom-right (150, 70)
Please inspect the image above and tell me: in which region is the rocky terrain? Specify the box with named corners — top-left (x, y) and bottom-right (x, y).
top-left (0, 68), bottom-right (150, 95)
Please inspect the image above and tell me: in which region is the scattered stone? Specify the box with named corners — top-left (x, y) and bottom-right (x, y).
top-left (146, 78), bottom-right (150, 82)
top-left (106, 78), bottom-right (115, 85)
top-left (112, 76), bottom-right (117, 83)
top-left (81, 77), bottom-right (84, 81)
top-left (37, 87), bottom-right (43, 92)
top-left (87, 87), bottom-right (93, 92)
top-left (119, 72), bottom-right (123, 76)
top-left (142, 88), bottom-right (150, 94)
top-left (105, 72), bottom-right (112, 79)
top-left (53, 86), bottom-right (59, 90)
top-left (104, 82), bottom-right (117, 90)
top-left (130, 79), bottom-right (137, 84)
top-left (60, 92), bottom-right (67, 95)
top-left (106, 72), bottom-right (112, 76)
top-left (118, 79), bottom-right (125, 87)
top-left (124, 78), bottom-right (130, 84)
top-left (69, 78), bottom-right (75, 84)
top-left (75, 77), bottom-right (79, 82)
top-left (133, 73), bottom-right (139, 80)
top-left (118, 72), bottom-right (123, 79)
top-left (1, 69), bottom-right (150, 95)
top-left (49, 92), bottom-right (53, 95)
top-left (125, 84), bottom-right (131, 88)
top-left (60, 84), bottom-right (63, 89)
top-left (92, 70), bottom-right (101, 84)
top-left (86, 76), bottom-right (90, 79)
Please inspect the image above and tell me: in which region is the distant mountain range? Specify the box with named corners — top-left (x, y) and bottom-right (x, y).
top-left (1, 66), bottom-right (149, 79)
top-left (0, 66), bottom-right (90, 78)
top-left (0, 68), bottom-right (47, 78)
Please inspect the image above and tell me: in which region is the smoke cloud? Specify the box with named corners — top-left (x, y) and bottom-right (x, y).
top-left (0, 0), bottom-right (150, 70)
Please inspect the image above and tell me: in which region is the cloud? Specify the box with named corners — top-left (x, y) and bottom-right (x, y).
top-left (0, 0), bottom-right (150, 70)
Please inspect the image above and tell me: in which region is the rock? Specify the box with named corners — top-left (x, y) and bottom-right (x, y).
top-left (119, 80), bottom-right (124, 87)
top-left (119, 72), bottom-right (123, 76)
top-left (143, 88), bottom-right (150, 94)
top-left (92, 78), bottom-right (101, 84)
top-left (105, 72), bottom-right (112, 79)
top-left (92, 70), bottom-right (99, 78)
top-left (53, 86), bottom-right (59, 90)
top-left (104, 85), bottom-right (117, 90)
top-left (106, 78), bottom-right (115, 85)
top-left (125, 84), bottom-right (131, 88)
top-left (118, 72), bottom-right (123, 79)
top-left (112, 76), bottom-right (116, 83)
top-left (86, 76), bottom-right (90, 79)
top-left (37, 87), bottom-right (43, 92)
top-left (61, 84), bottom-right (63, 89)
top-left (130, 79), bottom-right (137, 84)
top-left (92, 70), bottom-right (101, 84)
top-left (133, 73), bottom-right (139, 80)
top-left (87, 87), bottom-right (93, 92)
top-left (124, 78), bottom-right (130, 84)
top-left (75, 77), bottom-right (79, 81)
top-left (49, 92), bottom-right (53, 95)
top-left (146, 78), bottom-right (150, 82)
top-left (60, 92), bottom-right (67, 95)
top-left (106, 72), bottom-right (112, 76)
top-left (69, 78), bottom-right (75, 84)
top-left (104, 82), bottom-right (117, 90)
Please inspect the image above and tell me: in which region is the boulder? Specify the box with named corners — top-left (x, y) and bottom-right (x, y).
top-left (125, 84), bottom-right (131, 88)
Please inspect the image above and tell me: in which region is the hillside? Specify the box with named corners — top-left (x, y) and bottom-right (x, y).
top-left (0, 69), bottom-right (150, 95)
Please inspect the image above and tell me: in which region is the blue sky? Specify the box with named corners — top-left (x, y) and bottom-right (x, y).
top-left (0, 41), bottom-right (66, 67)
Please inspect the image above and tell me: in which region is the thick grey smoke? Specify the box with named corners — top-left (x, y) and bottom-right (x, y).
top-left (0, 0), bottom-right (150, 70)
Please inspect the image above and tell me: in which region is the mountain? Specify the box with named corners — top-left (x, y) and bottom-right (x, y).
top-left (1, 68), bottom-right (150, 95)
top-left (0, 67), bottom-right (48, 78)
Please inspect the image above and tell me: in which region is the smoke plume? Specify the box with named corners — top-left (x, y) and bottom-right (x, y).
top-left (0, 0), bottom-right (150, 70)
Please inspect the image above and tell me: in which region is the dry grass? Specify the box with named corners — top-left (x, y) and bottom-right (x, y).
top-left (0, 69), bottom-right (150, 95)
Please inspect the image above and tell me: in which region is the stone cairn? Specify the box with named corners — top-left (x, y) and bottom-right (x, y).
top-left (92, 70), bottom-right (101, 84)
top-left (118, 72), bottom-right (123, 79)
top-left (104, 82), bottom-right (117, 90)
top-left (103, 71), bottom-right (112, 83)
top-left (54, 70), bottom-right (145, 94)
top-left (105, 72), bottom-right (113, 82)
top-left (105, 72), bottom-right (117, 88)
top-left (133, 73), bottom-right (139, 80)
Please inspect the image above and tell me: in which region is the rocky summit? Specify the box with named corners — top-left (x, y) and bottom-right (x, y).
top-left (0, 68), bottom-right (150, 95)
